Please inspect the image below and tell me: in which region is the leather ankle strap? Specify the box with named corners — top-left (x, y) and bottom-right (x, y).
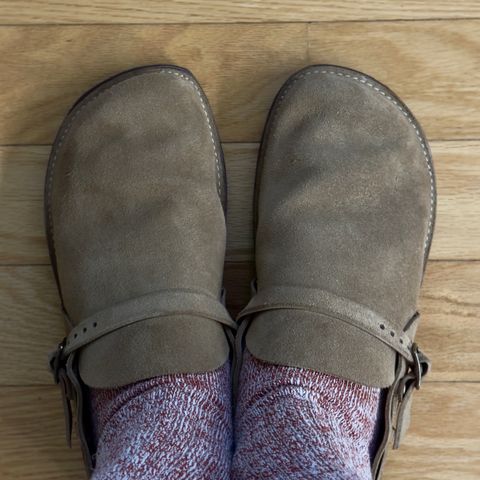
top-left (63, 289), bottom-right (236, 356)
top-left (237, 284), bottom-right (418, 362)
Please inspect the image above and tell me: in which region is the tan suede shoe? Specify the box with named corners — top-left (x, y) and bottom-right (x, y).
top-left (236, 65), bottom-right (435, 478)
top-left (46, 65), bottom-right (236, 472)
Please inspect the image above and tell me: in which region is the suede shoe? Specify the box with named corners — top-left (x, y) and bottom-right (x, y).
top-left (46, 65), bottom-right (236, 472)
top-left (237, 65), bottom-right (435, 478)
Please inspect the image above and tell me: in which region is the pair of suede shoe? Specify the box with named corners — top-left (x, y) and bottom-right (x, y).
top-left (47, 64), bottom-right (435, 479)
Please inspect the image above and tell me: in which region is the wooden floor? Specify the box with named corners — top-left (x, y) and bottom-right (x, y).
top-left (0, 1), bottom-right (479, 478)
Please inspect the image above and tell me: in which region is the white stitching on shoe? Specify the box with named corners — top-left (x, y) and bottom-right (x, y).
top-left (170, 71), bottom-right (222, 195)
top-left (274, 68), bottom-right (435, 255)
top-left (47, 68), bottom-right (222, 259)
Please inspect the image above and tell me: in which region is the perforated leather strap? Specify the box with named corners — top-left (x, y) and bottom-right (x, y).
top-left (237, 285), bottom-right (417, 362)
top-left (63, 289), bottom-right (237, 356)
top-left (49, 288), bottom-right (236, 475)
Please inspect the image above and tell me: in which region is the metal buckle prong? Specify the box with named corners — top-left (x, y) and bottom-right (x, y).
top-left (49, 337), bottom-right (67, 384)
top-left (411, 342), bottom-right (422, 389)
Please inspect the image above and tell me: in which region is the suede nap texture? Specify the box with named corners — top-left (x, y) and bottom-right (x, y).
top-left (46, 66), bottom-right (231, 388)
top-left (243, 65), bottom-right (436, 388)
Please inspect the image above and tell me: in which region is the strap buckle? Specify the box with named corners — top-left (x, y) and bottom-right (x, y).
top-left (49, 338), bottom-right (67, 384)
top-left (411, 342), bottom-right (429, 389)
top-left (397, 343), bottom-right (430, 397)
top-left (49, 338), bottom-right (95, 472)
top-left (393, 343), bottom-right (430, 449)
top-left (49, 338), bottom-right (75, 447)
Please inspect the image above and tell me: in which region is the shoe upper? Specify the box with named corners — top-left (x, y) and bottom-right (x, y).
top-left (241, 65), bottom-right (435, 388)
top-left (47, 67), bottom-right (232, 388)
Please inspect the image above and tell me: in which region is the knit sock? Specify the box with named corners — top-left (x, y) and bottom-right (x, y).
top-left (89, 362), bottom-right (232, 480)
top-left (232, 350), bottom-right (381, 480)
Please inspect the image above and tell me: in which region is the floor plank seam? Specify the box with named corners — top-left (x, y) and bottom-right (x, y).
top-left (1, 17), bottom-right (480, 27)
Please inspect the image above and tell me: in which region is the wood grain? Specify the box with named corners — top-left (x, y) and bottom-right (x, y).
top-left (0, 383), bottom-right (477, 479)
top-left (0, 386), bottom-right (84, 479)
top-left (1, 261), bottom-right (479, 386)
top-left (0, 146), bottom-right (47, 264)
top-left (431, 141), bottom-right (480, 260)
top-left (1, 141), bottom-right (479, 265)
top-left (307, 20), bottom-right (480, 141)
top-left (1, 21), bottom-right (480, 144)
top-left (417, 261), bottom-right (480, 382)
top-left (1, 1), bottom-right (480, 24)
top-left (0, 266), bottom-right (63, 386)
top-left (0, 24), bottom-right (307, 144)
top-left (384, 383), bottom-right (480, 480)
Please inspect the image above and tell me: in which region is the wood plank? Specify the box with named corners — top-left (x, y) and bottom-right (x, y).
top-left (1, 261), bottom-right (479, 386)
top-left (0, 146), bottom-right (47, 264)
top-left (0, 383), bottom-right (477, 479)
top-left (1, 141), bottom-right (479, 264)
top-left (0, 386), bottom-right (84, 479)
top-left (417, 261), bottom-right (480, 382)
top-left (0, 24), bottom-right (307, 145)
top-left (432, 141), bottom-right (480, 260)
top-left (0, 266), bottom-right (64, 386)
top-left (308, 20), bottom-right (480, 141)
top-left (225, 144), bottom-right (256, 262)
top-left (1, 21), bottom-right (480, 145)
top-left (384, 383), bottom-right (480, 479)
top-left (1, 1), bottom-right (480, 24)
